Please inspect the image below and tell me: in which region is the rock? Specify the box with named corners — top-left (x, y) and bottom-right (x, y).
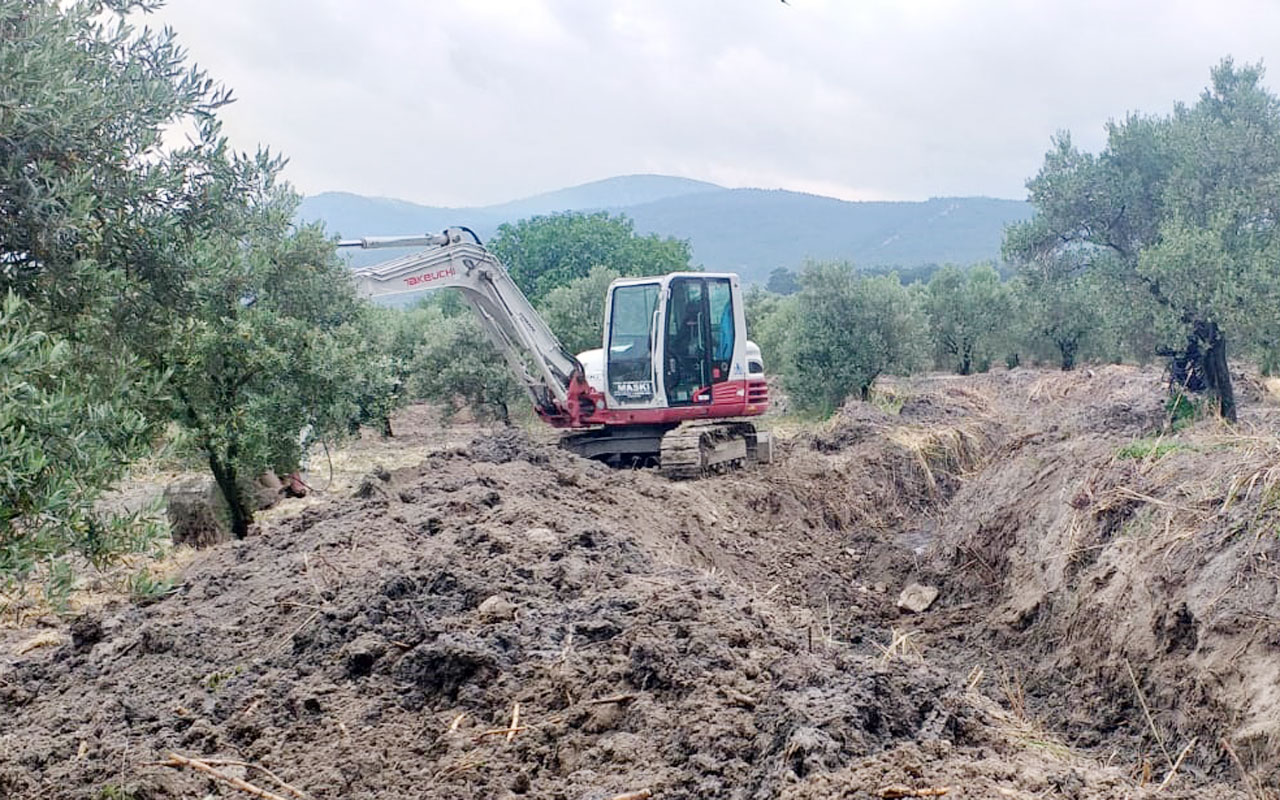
top-left (477, 595), bottom-right (517, 623)
top-left (164, 476), bottom-right (231, 549)
top-left (583, 701), bottom-right (625, 733)
top-left (70, 614), bottom-right (104, 650)
top-left (394, 634), bottom-right (499, 704)
top-left (525, 527), bottom-right (557, 546)
top-left (896, 583), bottom-right (940, 613)
top-left (253, 470), bottom-right (284, 510)
top-left (282, 472), bottom-right (309, 498)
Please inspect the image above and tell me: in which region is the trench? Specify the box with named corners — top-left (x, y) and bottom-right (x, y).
top-left (660, 370), bottom-right (1280, 791)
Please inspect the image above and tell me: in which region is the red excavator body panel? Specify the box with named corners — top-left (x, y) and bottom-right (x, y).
top-left (538, 377), bottom-right (769, 429)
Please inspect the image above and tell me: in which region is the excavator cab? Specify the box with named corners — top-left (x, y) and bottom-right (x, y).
top-left (600, 273), bottom-right (757, 414)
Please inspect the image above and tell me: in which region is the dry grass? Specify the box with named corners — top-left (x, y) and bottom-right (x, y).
top-left (1265, 377), bottom-right (1280, 405)
top-left (1084, 413), bottom-right (1280, 561)
top-left (887, 422), bottom-right (996, 497)
top-left (1026, 364), bottom-right (1144, 404)
top-left (867, 383), bottom-right (910, 415)
top-left (962, 675), bottom-right (1077, 765)
top-left (964, 665), bottom-right (985, 693)
top-left (874, 626), bottom-right (923, 664)
top-left (1027, 370), bottom-right (1090, 404)
top-left (976, 666), bottom-right (1078, 763)
top-left (14, 629), bottom-right (66, 654)
top-left (0, 546), bottom-right (197, 629)
top-left (995, 667), bottom-right (1028, 722)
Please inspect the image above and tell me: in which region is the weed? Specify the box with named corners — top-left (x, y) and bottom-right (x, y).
top-left (127, 568), bottom-right (177, 605)
top-left (82, 502), bottom-right (170, 567)
top-left (997, 667), bottom-right (1027, 721)
top-left (202, 664), bottom-right (246, 692)
top-left (1165, 392), bottom-right (1202, 432)
top-left (868, 385), bottom-right (908, 415)
top-left (1117, 439), bottom-right (1188, 461)
top-left (41, 558), bottom-right (74, 612)
top-left (98, 786), bottom-right (140, 800)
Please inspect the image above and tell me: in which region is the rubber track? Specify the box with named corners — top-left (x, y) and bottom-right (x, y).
top-left (659, 420), bottom-right (754, 480)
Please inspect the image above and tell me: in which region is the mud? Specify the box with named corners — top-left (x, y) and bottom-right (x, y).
top-left (2, 367), bottom-right (1276, 799)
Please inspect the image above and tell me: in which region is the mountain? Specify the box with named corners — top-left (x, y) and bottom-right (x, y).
top-left (482, 174), bottom-right (721, 220)
top-left (621, 190), bottom-right (1033, 275)
top-left (297, 174), bottom-right (1033, 282)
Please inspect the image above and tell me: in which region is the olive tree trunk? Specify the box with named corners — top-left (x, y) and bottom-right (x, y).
top-left (1196, 321), bottom-right (1236, 423)
top-left (1168, 321), bottom-right (1236, 423)
top-left (207, 452), bottom-right (252, 539)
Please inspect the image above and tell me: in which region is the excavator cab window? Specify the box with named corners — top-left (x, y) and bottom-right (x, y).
top-left (707, 278), bottom-right (734, 382)
top-left (665, 278), bottom-right (709, 405)
top-left (607, 282), bottom-right (660, 403)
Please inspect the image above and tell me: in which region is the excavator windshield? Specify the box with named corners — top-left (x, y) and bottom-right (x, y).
top-left (607, 282), bottom-right (660, 403)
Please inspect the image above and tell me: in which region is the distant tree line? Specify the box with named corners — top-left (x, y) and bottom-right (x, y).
top-left (748, 59), bottom-right (1280, 419)
top-left (381, 56), bottom-right (1280, 425)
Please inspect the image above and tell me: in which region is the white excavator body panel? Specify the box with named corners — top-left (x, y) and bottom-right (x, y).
top-left (577, 348), bottom-right (606, 395)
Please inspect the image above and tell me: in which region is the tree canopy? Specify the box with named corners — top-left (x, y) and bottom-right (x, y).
top-left (488, 211), bottom-right (693, 303)
top-left (0, 0), bottom-right (390, 559)
top-left (539, 265), bottom-right (622, 356)
top-left (781, 263), bottom-right (927, 412)
top-left (924, 264), bottom-right (1010, 375)
top-left (765, 267), bottom-right (800, 295)
top-left (1006, 59), bottom-right (1280, 420)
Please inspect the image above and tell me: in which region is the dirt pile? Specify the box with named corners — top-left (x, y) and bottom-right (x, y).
top-left (0, 434), bottom-right (1007, 799)
top-left (1, 367), bottom-right (1274, 798)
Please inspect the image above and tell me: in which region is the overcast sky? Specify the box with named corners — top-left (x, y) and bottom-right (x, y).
top-left (145, 0), bottom-right (1280, 207)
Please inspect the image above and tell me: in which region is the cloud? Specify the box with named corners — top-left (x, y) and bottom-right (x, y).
top-left (146, 0), bottom-right (1280, 205)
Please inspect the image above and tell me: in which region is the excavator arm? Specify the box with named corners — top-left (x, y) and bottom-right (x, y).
top-left (339, 228), bottom-right (587, 421)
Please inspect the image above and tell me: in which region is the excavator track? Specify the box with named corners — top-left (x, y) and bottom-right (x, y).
top-left (659, 420), bottom-right (762, 480)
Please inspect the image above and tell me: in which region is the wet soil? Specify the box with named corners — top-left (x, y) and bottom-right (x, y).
top-left (2, 367), bottom-right (1277, 799)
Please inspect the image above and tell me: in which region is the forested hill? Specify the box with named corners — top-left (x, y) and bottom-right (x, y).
top-left (298, 174), bottom-right (1032, 282)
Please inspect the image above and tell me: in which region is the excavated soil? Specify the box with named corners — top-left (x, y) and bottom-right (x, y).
top-left (2, 367), bottom-right (1278, 799)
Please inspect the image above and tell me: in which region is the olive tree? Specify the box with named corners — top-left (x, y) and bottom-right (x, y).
top-left (0, 294), bottom-right (160, 576)
top-left (0, 0), bottom-right (225, 568)
top-left (1, 1), bottom-right (392, 545)
top-left (1007, 60), bottom-right (1280, 421)
top-left (784, 263), bottom-right (928, 413)
top-left (488, 211), bottom-right (693, 303)
top-left (405, 308), bottom-right (524, 423)
top-left (538, 265), bottom-right (621, 356)
top-left (925, 264), bottom-right (1010, 374)
top-left (153, 152), bottom-right (381, 538)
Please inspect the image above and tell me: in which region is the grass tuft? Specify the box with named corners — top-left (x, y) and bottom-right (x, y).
top-left (1116, 439), bottom-right (1189, 461)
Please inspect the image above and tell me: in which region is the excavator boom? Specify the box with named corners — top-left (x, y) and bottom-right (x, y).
top-left (341, 228), bottom-right (582, 418)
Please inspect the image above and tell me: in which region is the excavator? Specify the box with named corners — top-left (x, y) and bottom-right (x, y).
top-left (339, 227), bottom-right (771, 478)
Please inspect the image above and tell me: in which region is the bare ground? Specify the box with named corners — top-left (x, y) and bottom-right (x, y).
top-left (1, 367), bottom-right (1277, 799)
